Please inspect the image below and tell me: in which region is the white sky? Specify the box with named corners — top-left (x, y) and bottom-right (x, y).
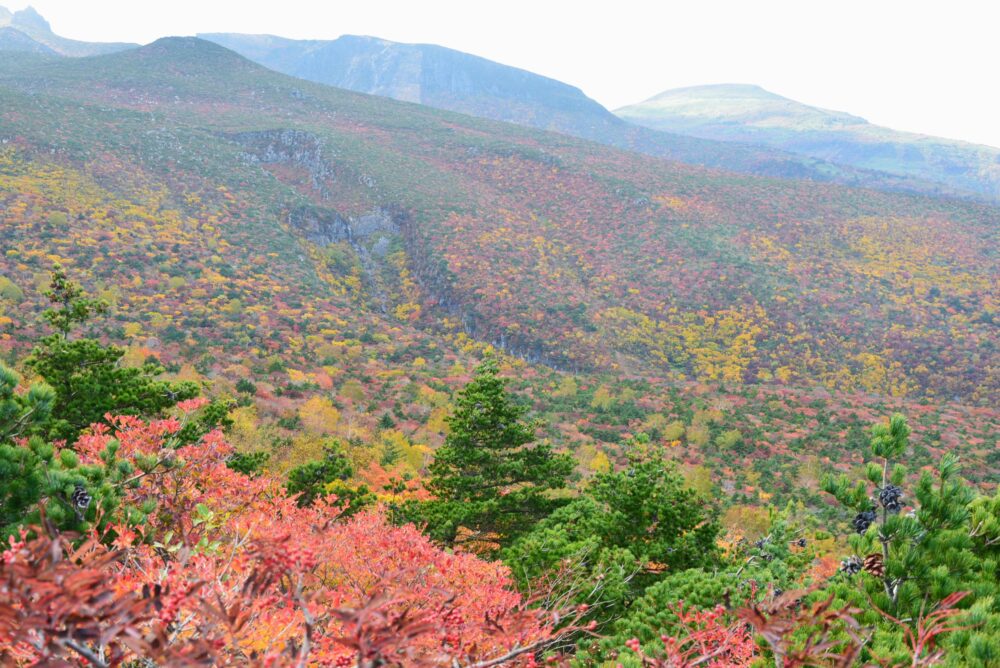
top-left (8, 0), bottom-right (1000, 148)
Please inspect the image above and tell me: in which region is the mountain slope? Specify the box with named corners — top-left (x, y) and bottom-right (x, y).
top-left (617, 84), bottom-right (1000, 201)
top-left (0, 37), bottom-right (995, 405)
top-left (0, 24), bottom-right (54, 53)
top-left (0, 4), bottom-right (135, 56)
top-left (0, 36), bottom-right (996, 495)
top-left (200, 32), bottom-right (969, 199)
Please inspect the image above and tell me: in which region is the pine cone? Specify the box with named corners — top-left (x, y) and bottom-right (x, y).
top-left (863, 553), bottom-right (885, 577)
top-left (878, 485), bottom-right (904, 513)
top-left (71, 483), bottom-right (92, 510)
top-left (840, 555), bottom-right (862, 575)
top-left (852, 509), bottom-right (877, 534)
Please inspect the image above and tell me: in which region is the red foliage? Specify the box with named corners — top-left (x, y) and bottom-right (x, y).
top-left (0, 417), bottom-right (574, 666)
top-left (621, 603), bottom-right (756, 667)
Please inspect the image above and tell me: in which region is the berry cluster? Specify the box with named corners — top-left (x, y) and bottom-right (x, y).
top-left (878, 485), bottom-right (904, 513)
top-left (852, 508), bottom-right (877, 534)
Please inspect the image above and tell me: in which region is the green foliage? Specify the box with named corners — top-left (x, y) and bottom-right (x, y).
top-left (0, 362), bottom-right (54, 441)
top-left (225, 450), bottom-right (270, 477)
top-left (408, 358), bottom-right (573, 549)
top-left (0, 275), bottom-right (24, 303)
top-left (40, 263), bottom-right (110, 338)
top-left (24, 268), bottom-right (198, 442)
top-left (286, 439), bottom-right (374, 513)
top-left (503, 434), bottom-right (721, 622)
top-left (175, 398), bottom-right (235, 446)
top-left (0, 433), bottom-right (163, 538)
top-left (235, 378), bottom-right (257, 395)
top-left (819, 414), bottom-right (1000, 666)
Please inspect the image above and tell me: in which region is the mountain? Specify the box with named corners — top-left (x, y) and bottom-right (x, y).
top-left (200, 32), bottom-right (967, 199)
top-left (201, 33), bottom-right (620, 133)
top-left (0, 24), bottom-right (54, 53)
top-left (617, 84), bottom-right (1000, 202)
top-left (0, 37), bottom-right (996, 493)
top-left (1, 37), bottom-right (995, 397)
top-left (0, 4), bottom-right (135, 56)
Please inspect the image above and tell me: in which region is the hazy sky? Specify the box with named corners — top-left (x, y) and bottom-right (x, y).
top-left (8, 0), bottom-right (1000, 148)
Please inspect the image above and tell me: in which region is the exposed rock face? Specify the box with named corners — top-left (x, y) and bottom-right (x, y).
top-left (199, 32), bottom-right (972, 201)
top-left (287, 205), bottom-right (398, 247)
top-left (229, 129), bottom-right (336, 196)
top-left (0, 4), bottom-right (135, 56)
top-left (287, 205), bottom-right (351, 245)
top-left (10, 6), bottom-right (50, 33)
top-left (201, 33), bottom-right (617, 135)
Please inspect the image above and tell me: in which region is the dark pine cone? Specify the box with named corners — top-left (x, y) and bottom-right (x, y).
top-left (840, 555), bottom-right (862, 575)
top-left (852, 509), bottom-right (878, 534)
top-left (878, 485), bottom-right (904, 513)
top-left (71, 483), bottom-right (92, 510)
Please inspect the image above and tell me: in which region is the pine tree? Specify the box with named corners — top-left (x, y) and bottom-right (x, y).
top-left (286, 439), bottom-right (374, 513)
top-left (25, 266), bottom-right (198, 442)
top-left (413, 357), bottom-right (573, 548)
top-left (503, 435), bottom-right (721, 623)
top-left (0, 362), bottom-right (54, 442)
top-left (821, 414), bottom-right (1000, 666)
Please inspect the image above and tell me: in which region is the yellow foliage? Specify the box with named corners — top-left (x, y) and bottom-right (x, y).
top-left (298, 396), bottom-right (341, 434)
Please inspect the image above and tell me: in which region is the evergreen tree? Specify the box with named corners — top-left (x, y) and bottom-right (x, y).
top-left (286, 439), bottom-right (374, 513)
top-left (0, 362), bottom-right (54, 442)
top-left (412, 357), bottom-right (573, 549)
top-left (503, 435), bottom-right (721, 622)
top-left (25, 266), bottom-right (198, 442)
top-left (821, 414), bottom-right (1000, 666)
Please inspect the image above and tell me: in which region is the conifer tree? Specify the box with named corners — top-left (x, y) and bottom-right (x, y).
top-left (821, 414), bottom-right (1000, 665)
top-left (25, 266), bottom-right (198, 443)
top-left (503, 435), bottom-right (721, 623)
top-left (286, 439), bottom-right (374, 513)
top-left (413, 357), bottom-right (574, 548)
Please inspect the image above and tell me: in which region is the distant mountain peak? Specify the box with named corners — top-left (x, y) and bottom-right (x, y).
top-left (648, 83), bottom-right (781, 100)
top-left (0, 4), bottom-right (135, 56)
top-left (117, 36), bottom-right (266, 75)
top-left (619, 83), bottom-right (868, 129)
top-left (11, 5), bottom-right (50, 33)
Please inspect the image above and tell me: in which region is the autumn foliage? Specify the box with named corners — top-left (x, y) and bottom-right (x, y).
top-left (0, 411), bottom-right (570, 666)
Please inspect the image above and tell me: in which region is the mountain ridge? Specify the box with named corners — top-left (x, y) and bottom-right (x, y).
top-left (199, 32), bottom-right (977, 201)
top-left (0, 3), bottom-right (135, 56)
top-left (618, 83), bottom-right (1000, 200)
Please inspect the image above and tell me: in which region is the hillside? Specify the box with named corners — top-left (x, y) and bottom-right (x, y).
top-left (617, 83), bottom-right (1000, 201)
top-left (0, 37), bottom-right (996, 496)
top-left (200, 32), bottom-right (974, 199)
top-left (1, 21), bottom-right (999, 668)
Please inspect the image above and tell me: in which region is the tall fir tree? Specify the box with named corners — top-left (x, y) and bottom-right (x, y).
top-left (413, 357), bottom-right (574, 549)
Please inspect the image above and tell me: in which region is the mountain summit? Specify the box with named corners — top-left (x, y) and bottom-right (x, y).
top-left (200, 32), bottom-right (621, 135)
top-left (200, 32), bottom-right (961, 198)
top-left (617, 83), bottom-right (1000, 201)
top-left (0, 4), bottom-right (134, 56)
